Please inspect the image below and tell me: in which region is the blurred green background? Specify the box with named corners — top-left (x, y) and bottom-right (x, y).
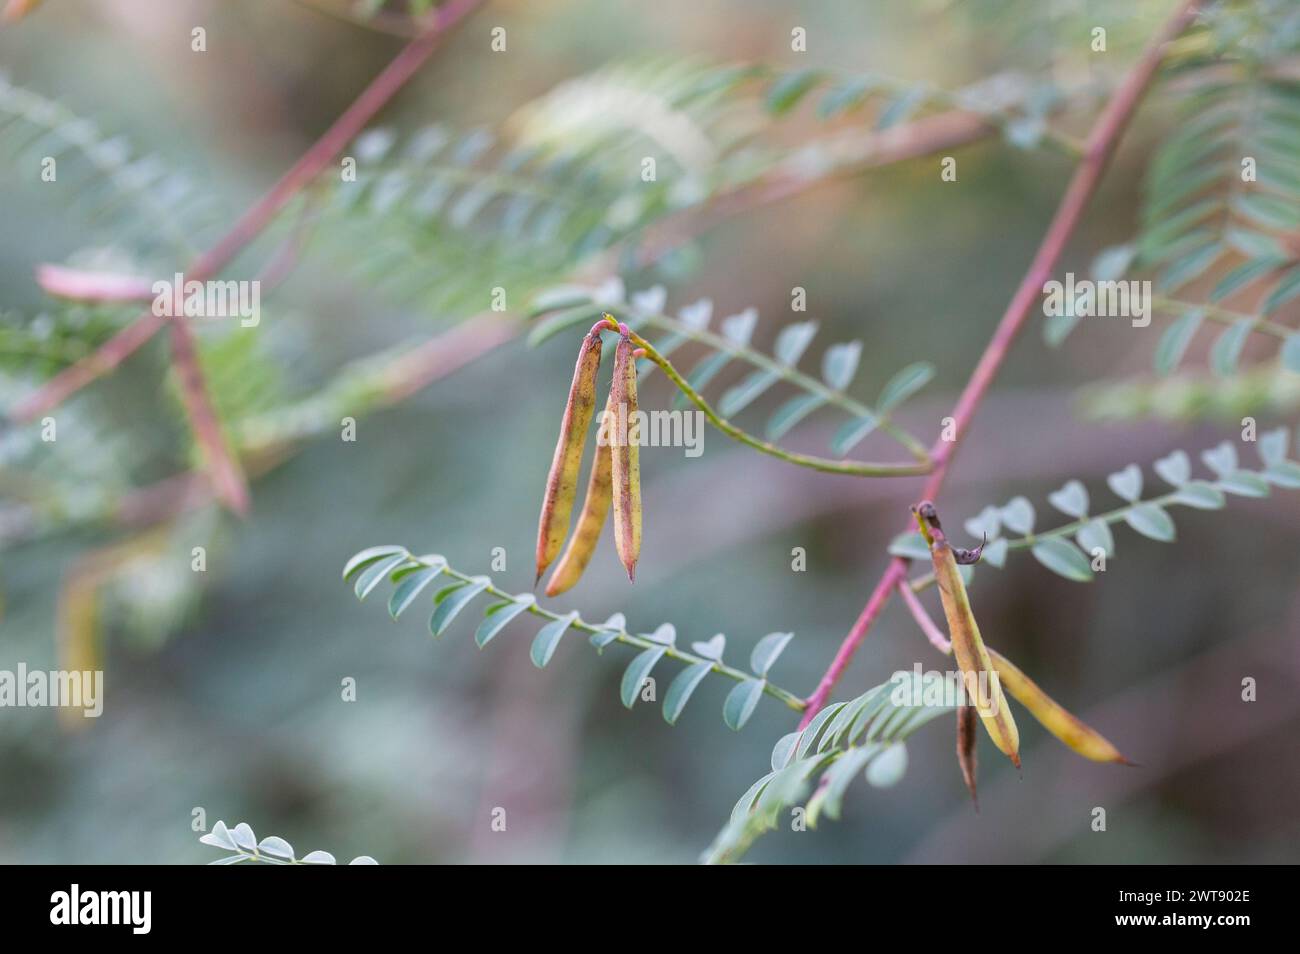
top-left (1, 0), bottom-right (1297, 864)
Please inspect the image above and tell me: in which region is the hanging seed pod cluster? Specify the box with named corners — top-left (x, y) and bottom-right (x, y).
top-left (912, 500), bottom-right (1131, 806)
top-left (914, 501), bottom-right (1021, 770)
top-left (536, 314), bottom-right (641, 596)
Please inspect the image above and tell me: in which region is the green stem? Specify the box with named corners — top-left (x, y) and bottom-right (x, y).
top-left (400, 551), bottom-right (807, 712)
top-left (748, 63), bottom-right (1086, 159)
top-left (907, 482), bottom-right (1239, 592)
top-left (1000, 489), bottom-right (1190, 551)
top-left (597, 316), bottom-right (931, 478)
top-left (1152, 295), bottom-right (1293, 339)
top-left (635, 309), bottom-right (932, 462)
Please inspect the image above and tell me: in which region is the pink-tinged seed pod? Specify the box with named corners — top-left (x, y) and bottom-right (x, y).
top-left (535, 331), bottom-right (602, 584)
top-left (914, 501), bottom-right (1021, 768)
top-left (545, 388), bottom-right (616, 598)
top-left (610, 331), bottom-right (641, 582)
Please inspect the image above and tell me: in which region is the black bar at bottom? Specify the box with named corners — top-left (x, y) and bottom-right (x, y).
top-left (5, 864), bottom-right (1283, 939)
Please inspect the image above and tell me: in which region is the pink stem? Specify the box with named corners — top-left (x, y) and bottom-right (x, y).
top-left (799, 0), bottom-right (1201, 728)
top-left (34, 264), bottom-right (154, 303)
top-left (166, 318), bottom-right (251, 516)
top-left (896, 579), bottom-right (951, 654)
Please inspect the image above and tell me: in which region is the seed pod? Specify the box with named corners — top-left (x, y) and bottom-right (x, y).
top-left (610, 331), bottom-right (642, 582)
top-left (915, 502), bottom-right (1020, 768)
top-left (988, 647), bottom-right (1132, 764)
top-left (957, 703), bottom-right (979, 811)
top-left (535, 331), bottom-right (603, 584)
top-left (544, 389), bottom-right (615, 597)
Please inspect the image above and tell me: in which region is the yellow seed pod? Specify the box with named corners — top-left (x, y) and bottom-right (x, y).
top-left (610, 332), bottom-right (642, 582)
top-left (988, 648), bottom-right (1132, 764)
top-left (915, 502), bottom-right (1020, 768)
top-left (545, 389), bottom-right (615, 597)
top-left (535, 331), bottom-right (602, 584)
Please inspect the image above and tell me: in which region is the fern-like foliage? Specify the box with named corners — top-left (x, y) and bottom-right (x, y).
top-left (0, 349), bottom-right (143, 542)
top-left (0, 49), bottom-right (1076, 543)
top-left (1052, 2), bottom-right (1300, 372)
top-left (1078, 364), bottom-right (1300, 422)
top-left (1045, 3), bottom-right (1300, 374)
top-left (1139, 0), bottom-right (1300, 297)
top-left (0, 304), bottom-right (131, 379)
top-left (200, 820), bottom-right (377, 865)
top-left (527, 280), bottom-right (934, 461)
top-left (889, 430), bottom-right (1300, 584)
top-left (0, 75), bottom-right (221, 263)
top-left (1149, 297), bottom-right (1300, 376)
top-left (343, 546), bottom-right (806, 726)
top-left (703, 670), bottom-right (953, 864)
top-left (320, 56), bottom-right (1075, 319)
top-left (190, 323), bottom-right (291, 431)
top-left (320, 122), bottom-right (624, 316)
top-left (314, 58), bottom-right (770, 316)
top-left (757, 65), bottom-right (1071, 153)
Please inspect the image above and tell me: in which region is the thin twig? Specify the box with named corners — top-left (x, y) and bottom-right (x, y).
top-left (798, 0), bottom-right (1202, 728)
top-left (167, 318), bottom-right (251, 515)
top-left (896, 578), bottom-right (951, 654)
top-left (254, 191), bottom-right (325, 295)
top-left (601, 316), bottom-right (932, 478)
top-left (633, 308), bottom-right (930, 461)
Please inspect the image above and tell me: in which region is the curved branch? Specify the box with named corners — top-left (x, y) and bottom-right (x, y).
top-left (634, 308), bottom-right (931, 461)
top-left (799, 0), bottom-right (1204, 727)
top-left (603, 317), bottom-right (933, 478)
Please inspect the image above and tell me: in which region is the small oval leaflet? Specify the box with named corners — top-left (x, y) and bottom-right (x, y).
top-left (663, 662), bottom-right (714, 725)
top-left (723, 679), bottom-right (766, 731)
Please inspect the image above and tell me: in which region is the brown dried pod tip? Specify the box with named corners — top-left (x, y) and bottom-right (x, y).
top-left (957, 703), bottom-right (979, 811)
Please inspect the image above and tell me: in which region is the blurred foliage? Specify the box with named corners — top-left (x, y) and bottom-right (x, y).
top-left (0, 0), bottom-right (1297, 864)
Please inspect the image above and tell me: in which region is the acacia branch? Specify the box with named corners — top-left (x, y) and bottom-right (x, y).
top-left (9, 0), bottom-right (484, 424)
top-left (798, 0), bottom-right (1203, 728)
